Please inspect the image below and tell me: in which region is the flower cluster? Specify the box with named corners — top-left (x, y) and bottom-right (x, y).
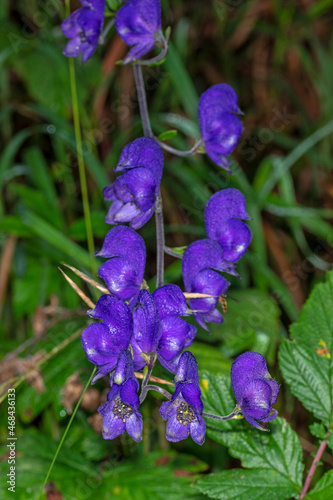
top-left (61, 0), bottom-right (279, 445)
top-left (61, 0), bottom-right (105, 62)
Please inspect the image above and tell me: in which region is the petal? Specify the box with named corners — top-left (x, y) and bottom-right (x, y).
top-left (120, 378), bottom-right (140, 409)
top-left (189, 415), bottom-right (206, 445)
top-left (63, 36), bottom-right (82, 57)
top-left (113, 349), bottom-right (134, 385)
top-left (242, 414), bottom-right (269, 431)
top-left (175, 352), bottom-right (199, 386)
top-left (125, 411), bottom-right (143, 442)
top-left (158, 316), bottom-right (196, 361)
top-left (182, 239), bottom-right (226, 292)
top-left (98, 257), bottom-right (141, 300)
top-left (204, 113), bottom-right (243, 155)
top-left (260, 409), bottom-right (278, 423)
top-left (130, 206), bottom-right (155, 229)
top-left (133, 290), bottom-right (161, 354)
top-left (188, 268), bottom-right (229, 314)
top-left (102, 413), bottom-right (126, 440)
top-left (96, 226), bottom-right (146, 281)
top-left (165, 414), bottom-right (189, 442)
top-left (91, 362), bottom-right (118, 384)
top-left (152, 284), bottom-right (188, 319)
top-left (115, 0), bottom-right (161, 48)
top-left (216, 219), bottom-right (252, 263)
top-left (123, 40), bottom-right (156, 64)
top-left (230, 351), bottom-right (275, 404)
top-left (115, 137), bottom-right (164, 186)
top-left (205, 189), bottom-right (251, 229)
top-left (117, 167), bottom-right (157, 212)
top-left (160, 399), bottom-right (178, 420)
top-left (81, 323), bottom-right (119, 367)
top-left (61, 11), bottom-right (81, 37)
top-left (241, 379), bottom-right (274, 420)
top-left (198, 84), bottom-right (241, 137)
top-left (182, 383), bottom-right (203, 413)
top-left (110, 201), bottom-right (142, 224)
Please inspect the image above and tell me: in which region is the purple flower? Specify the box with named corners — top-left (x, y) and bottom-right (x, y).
top-left (231, 351), bottom-right (279, 430)
top-left (96, 226), bottom-right (146, 307)
top-left (99, 349), bottom-right (143, 441)
top-left (81, 294), bottom-right (133, 383)
top-left (131, 287), bottom-right (196, 373)
top-left (205, 188), bottom-right (252, 263)
top-left (182, 239), bottom-right (231, 331)
top-left (61, 0), bottom-right (105, 63)
top-left (104, 137), bottom-right (164, 229)
top-left (198, 84), bottom-right (243, 172)
top-left (115, 0), bottom-right (162, 64)
top-left (160, 352), bottom-right (205, 444)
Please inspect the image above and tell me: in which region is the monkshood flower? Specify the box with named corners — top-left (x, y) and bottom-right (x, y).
top-left (131, 287), bottom-right (196, 372)
top-left (81, 294), bottom-right (133, 383)
top-left (160, 352), bottom-right (205, 444)
top-left (198, 84), bottom-right (243, 172)
top-left (61, 0), bottom-right (105, 63)
top-left (231, 351), bottom-right (279, 431)
top-left (99, 349), bottom-right (143, 441)
top-left (96, 226), bottom-right (146, 307)
top-left (182, 239), bottom-right (232, 331)
top-left (103, 137), bottom-right (164, 229)
top-left (115, 0), bottom-right (163, 64)
top-left (205, 188), bottom-right (252, 263)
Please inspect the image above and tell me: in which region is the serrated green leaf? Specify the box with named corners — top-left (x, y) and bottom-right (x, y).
top-left (307, 471), bottom-right (333, 500)
top-left (309, 422), bottom-right (327, 439)
top-left (195, 468), bottom-right (300, 500)
top-left (278, 269), bottom-right (333, 426)
top-left (200, 371), bottom-right (303, 491)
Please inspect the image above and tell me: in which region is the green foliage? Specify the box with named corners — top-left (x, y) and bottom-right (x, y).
top-left (279, 269), bottom-right (333, 427)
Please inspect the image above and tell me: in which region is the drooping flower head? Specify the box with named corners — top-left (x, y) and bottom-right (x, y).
top-left (81, 294), bottom-right (133, 383)
top-left (231, 351), bottom-right (279, 430)
top-left (198, 84), bottom-right (243, 172)
top-left (96, 226), bottom-right (146, 307)
top-left (115, 0), bottom-right (163, 64)
top-left (160, 352), bottom-right (205, 444)
top-left (104, 137), bottom-right (164, 229)
top-left (131, 287), bottom-right (197, 373)
top-left (61, 0), bottom-right (105, 63)
top-left (182, 239), bottom-right (231, 331)
top-left (205, 188), bottom-right (252, 263)
top-left (99, 349), bottom-right (143, 441)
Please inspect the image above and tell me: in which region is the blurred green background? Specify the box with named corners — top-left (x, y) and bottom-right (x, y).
top-left (1, 0), bottom-right (333, 498)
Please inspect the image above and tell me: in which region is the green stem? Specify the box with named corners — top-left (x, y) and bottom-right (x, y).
top-left (65, 0), bottom-right (96, 274)
top-left (38, 367), bottom-right (96, 500)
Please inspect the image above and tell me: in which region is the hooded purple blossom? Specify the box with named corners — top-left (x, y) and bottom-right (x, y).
top-left (182, 239), bottom-right (232, 331)
top-left (231, 351), bottom-right (279, 431)
top-left (115, 0), bottom-right (163, 64)
top-left (160, 352), bottom-right (205, 444)
top-left (198, 84), bottom-right (243, 172)
top-left (131, 287), bottom-right (197, 373)
top-left (81, 294), bottom-right (133, 383)
top-left (96, 226), bottom-right (146, 307)
top-left (104, 137), bottom-right (164, 230)
top-left (99, 349), bottom-right (143, 441)
top-left (205, 188), bottom-right (252, 263)
top-left (61, 0), bottom-right (105, 63)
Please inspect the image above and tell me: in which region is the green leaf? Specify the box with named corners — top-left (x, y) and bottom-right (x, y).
top-left (196, 468), bottom-right (300, 500)
top-left (279, 269), bottom-right (333, 426)
top-left (210, 288), bottom-right (280, 358)
top-left (307, 471), bottom-right (333, 500)
top-left (158, 129), bottom-right (178, 141)
top-left (199, 371), bottom-right (303, 495)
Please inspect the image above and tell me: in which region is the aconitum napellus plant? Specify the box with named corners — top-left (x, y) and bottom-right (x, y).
top-left (61, 0), bottom-right (279, 447)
